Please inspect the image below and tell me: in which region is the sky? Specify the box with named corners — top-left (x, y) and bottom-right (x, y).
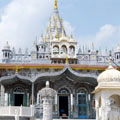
top-left (0, 0), bottom-right (120, 57)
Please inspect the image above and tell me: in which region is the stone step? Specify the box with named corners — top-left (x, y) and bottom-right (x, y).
top-left (0, 116), bottom-right (30, 120)
top-left (53, 119), bottom-right (96, 120)
top-left (36, 119), bottom-right (95, 120)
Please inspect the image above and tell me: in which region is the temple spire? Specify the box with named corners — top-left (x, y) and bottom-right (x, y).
top-left (54, 0), bottom-right (58, 9)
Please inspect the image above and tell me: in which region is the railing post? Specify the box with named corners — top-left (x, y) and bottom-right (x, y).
top-left (9, 104), bottom-right (11, 115)
top-left (31, 105), bottom-right (34, 117)
top-left (1, 84), bottom-right (5, 106)
top-left (20, 105), bottom-right (22, 116)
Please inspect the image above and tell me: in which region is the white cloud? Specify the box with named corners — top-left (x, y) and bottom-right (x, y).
top-left (0, 0), bottom-right (54, 59)
top-left (77, 24), bottom-right (120, 51)
top-left (0, 0), bottom-right (120, 61)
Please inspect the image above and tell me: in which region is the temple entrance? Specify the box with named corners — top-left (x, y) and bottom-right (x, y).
top-left (59, 96), bottom-right (68, 116)
top-left (15, 94), bottom-right (23, 106)
top-left (13, 86), bottom-right (25, 106)
top-left (58, 87), bottom-right (70, 118)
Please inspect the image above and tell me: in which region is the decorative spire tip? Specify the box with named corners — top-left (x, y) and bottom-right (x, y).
top-left (54, 0), bottom-right (58, 9)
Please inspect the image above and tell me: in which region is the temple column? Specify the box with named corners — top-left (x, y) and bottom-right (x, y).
top-left (32, 82), bottom-right (34, 105)
top-left (5, 93), bottom-right (8, 106)
top-left (71, 94), bottom-right (73, 117)
top-left (1, 84), bottom-right (5, 106)
top-left (27, 93), bottom-right (29, 106)
top-left (55, 94), bottom-right (57, 112)
top-left (37, 93), bottom-right (39, 105)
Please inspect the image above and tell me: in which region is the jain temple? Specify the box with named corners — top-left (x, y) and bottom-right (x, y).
top-left (1, 0), bottom-right (120, 120)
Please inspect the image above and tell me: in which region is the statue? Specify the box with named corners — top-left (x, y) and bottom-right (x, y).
top-left (104, 98), bottom-right (120, 120)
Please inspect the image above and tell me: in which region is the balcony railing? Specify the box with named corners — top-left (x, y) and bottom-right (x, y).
top-left (0, 105), bottom-right (34, 117)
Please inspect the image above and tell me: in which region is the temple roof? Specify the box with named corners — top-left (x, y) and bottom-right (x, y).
top-left (0, 63), bottom-right (113, 70)
top-left (34, 65), bottom-right (97, 86)
top-left (0, 64), bottom-right (98, 86)
top-left (0, 73), bottom-right (32, 85)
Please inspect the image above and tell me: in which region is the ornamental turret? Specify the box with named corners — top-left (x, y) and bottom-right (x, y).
top-left (94, 58), bottom-right (120, 120)
top-left (2, 41), bottom-right (12, 63)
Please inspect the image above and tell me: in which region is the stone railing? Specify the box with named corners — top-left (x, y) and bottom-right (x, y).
top-left (0, 105), bottom-right (34, 117)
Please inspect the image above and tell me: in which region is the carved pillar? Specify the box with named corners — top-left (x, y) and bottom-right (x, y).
top-left (39, 81), bottom-right (56, 120)
top-left (1, 84), bottom-right (5, 106)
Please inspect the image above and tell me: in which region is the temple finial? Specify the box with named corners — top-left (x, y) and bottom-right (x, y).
top-left (54, 0), bottom-right (58, 9)
top-left (92, 42), bottom-right (94, 50)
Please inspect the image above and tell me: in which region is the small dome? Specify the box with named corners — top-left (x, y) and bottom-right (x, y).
top-left (98, 65), bottom-right (120, 83)
top-left (3, 41), bottom-right (10, 50)
top-left (114, 46), bottom-right (120, 53)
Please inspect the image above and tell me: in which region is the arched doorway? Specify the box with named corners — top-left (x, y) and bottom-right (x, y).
top-left (77, 88), bottom-right (88, 119)
top-left (13, 86), bottom-right (27, 106)
top-left (58, 87), bottom-right (70, 118)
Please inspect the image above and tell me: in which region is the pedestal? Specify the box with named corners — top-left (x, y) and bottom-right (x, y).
top-left (43, 97), bottom-right (53, 120)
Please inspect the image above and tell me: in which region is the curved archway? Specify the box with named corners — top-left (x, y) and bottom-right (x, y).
top-left (58, 87), bottom-right (71, 95)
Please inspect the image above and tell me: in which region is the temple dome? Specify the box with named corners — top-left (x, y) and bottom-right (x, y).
top-left (3, 41), bottom-right (10, 50)
top-left (97, 65), bottom-right (120, 83)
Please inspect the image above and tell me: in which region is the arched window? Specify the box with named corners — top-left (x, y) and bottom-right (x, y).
top-left (53, 45), bottom-right (59, 55)
top-left (77, 88), bottom-right (88, 119)
top-left (69, 46), bottom-right (75, 56)
top-left (61, 45), bottom-right (67, 54)
top-left (5, 52), bottom-right (7, 57)
top-left (109, 95), bottom-right (120, 107)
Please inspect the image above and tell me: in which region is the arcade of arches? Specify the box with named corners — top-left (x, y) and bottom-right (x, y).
top-left (0, 75), bottom-right (96, 119)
